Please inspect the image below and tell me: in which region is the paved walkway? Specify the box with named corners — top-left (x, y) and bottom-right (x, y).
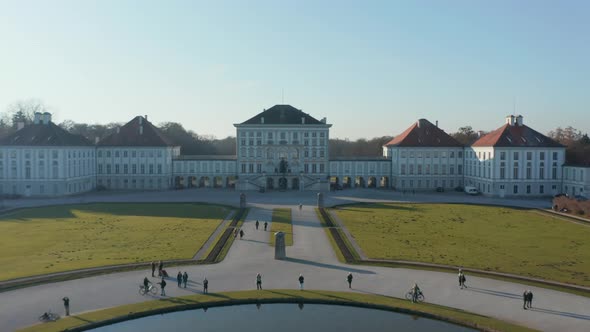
top-left (1, 191), bottom-right (589, 332)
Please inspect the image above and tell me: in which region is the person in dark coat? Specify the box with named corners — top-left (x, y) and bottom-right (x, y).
top-left (523, 290), bottom-right (528, 309)
top-left (177, 271), bottom-right (182, 287)
top-left (264, 221), bottom-right (268, 231)
top-left (158, 260), bottom-right (163, 277)
top-left (239, 229), bottom-right (244, 239)
top-left (256, 273), bottom-right (262, 290)
top-left (182, 272), bottom-right (188, 288)
top-left (255, 220), bottom-right (259, 230)
top-left (458, 269), bottom-right (467, 289)
top-left (203, 277), bottom-right (209, 293)
top-left (159, 278), bottom-right (167, 296)
top-left (151, 261), bottom-right (156, 277)
top-left (527, 290), bottom-right (533, 308)
top-left (298, 274), bottom-right (305, 290)
top-left (347, 273), bottom-right (353, 288)
top-left (62, 297), bottom-right (70, 316)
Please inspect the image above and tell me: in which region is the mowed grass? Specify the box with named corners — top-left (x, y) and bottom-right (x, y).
top-left (333, 203), bottom-right (590, 286)
top-left (17, 290), bottom-right (536, 332)
top-left (269, 208), bottom-right (293, 246)
top-left (0, 203), bottom-right (231, 281)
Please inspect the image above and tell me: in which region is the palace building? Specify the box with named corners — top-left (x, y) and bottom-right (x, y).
top-left (1, 104), bottom-right (584, 198)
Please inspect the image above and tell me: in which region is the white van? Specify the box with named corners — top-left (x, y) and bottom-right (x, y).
top-left (464, 186), bottom-right (479, 195)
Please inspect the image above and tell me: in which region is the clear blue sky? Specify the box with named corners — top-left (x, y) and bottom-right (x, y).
top-left (0, 0), bottom-right (588, 139)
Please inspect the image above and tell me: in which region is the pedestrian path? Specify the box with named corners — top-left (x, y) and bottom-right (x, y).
top-left (1, 199), bottom-right (590, 332)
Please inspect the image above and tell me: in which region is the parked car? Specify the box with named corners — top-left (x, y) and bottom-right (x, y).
top-left (553, 193), bottom-right (569, 198)
top-left (435, 187), bottom-right (445, 192)
top-left (454, 186), bottom-right (464, 192)
top-left (574, 195), bottom-right (588, 201)
top-left (464, 186), bottom-right (479, 195)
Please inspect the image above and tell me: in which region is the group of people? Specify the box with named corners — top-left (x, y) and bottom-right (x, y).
top-left (523, 290), bottom-right (534, 309)
top-left (143, 273), bottom-right (208, 296)
top-left (176, 271), bottom-right (189, 288)
top-left (150, 260), bottom-right (168, 278)
top-left (254, 220), bottom-right (269, 231)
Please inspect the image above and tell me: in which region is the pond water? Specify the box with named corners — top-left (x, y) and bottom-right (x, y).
top-left (89, 303), bottom-right (476, 332)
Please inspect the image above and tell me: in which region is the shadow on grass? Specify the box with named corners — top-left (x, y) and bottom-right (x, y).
top-left (529, 307), bottom-right (590, 320)
top-left (70, 316), bottom-right (95, 324)
top-left (283, 257), bottom-right (375, 275)
top-left (334, 203), bottom-right (419, 213)
top-left (1, 203), bottom-right (232, 220)
top-left (466, 287), bottom-right (521, 300)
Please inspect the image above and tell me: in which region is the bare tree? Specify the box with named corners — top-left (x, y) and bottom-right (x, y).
top-left (6, 99), bottom-right (49, 128)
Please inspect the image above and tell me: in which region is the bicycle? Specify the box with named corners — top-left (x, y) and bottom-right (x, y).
top-left (38, 311), bottom-right (60, 322)
top-left (405, 290), bottom-right (425, 303)
top-left (139, 284), bottom-right (158, 295)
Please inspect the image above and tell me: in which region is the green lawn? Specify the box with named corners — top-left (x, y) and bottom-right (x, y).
top-left (0, 203), bottom-right (231, 281)
top-left (269, 208), bottom-right (293, 246)
top-left (333, 203), bottom-right (590, 286)
top-left (18, 290), bottom-right (536, 332)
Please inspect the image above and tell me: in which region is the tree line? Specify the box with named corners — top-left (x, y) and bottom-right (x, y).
top-left (1, 100), bottom-right (588, 164)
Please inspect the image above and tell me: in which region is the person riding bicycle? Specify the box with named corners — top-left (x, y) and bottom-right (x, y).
top-left (412, 283), bottom-right (422, 302)
top-left (143, 277), bottom-right (151, 292)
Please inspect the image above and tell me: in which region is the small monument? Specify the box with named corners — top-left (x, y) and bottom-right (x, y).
top-left (317, 192), bottom-right (324, 208)
top-left (240, 193), bottom-right (246, 209)
top-left (275, 231), bottom-right (286, 259)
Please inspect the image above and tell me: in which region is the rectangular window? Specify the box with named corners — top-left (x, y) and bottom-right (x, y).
top-left (434, 164), bottom-right (439, 175)
top-left (304, 164), bottom-right (309, 173)
top-left (552, 162), bottom-right (557, 180)
top-left (450, 165), bottom-right (455, 175)
top-left (115, 151), bottom-right (120, 157)
top-left (124, 164), bottom-right (128, 174)
top-left (241, 163), bottom-right (246, 173)
top-left (123, 151), bottom-right (128, 157)
top-left (513, 185), bottom-right (518, 194)
top-left (149, 164), bottom-right (154, 174)
top-left (417, 165), bottom-right (422, 175)
top-left (425, 164), bottom-right (430, 174)
top-left (320, 163), bottom-right (325, 173)
top-left (132, 164), bottom-right (137, 174)
top-left (257, 164), bottom-right (262, 173)
top-left (527, 152), bottom-right (532, 160)
top-left (552, 152), bottom-right (558, 160)
top-left (540, 185), bottom-right (544, 194)
top-left (106, 151), bottom-right (111, 157)
top-left (539, 162), bottom-right (545, 179)
top-left (106, 164), bottom-right (111, 174)
top-left (500, 152), bottom-right (506, 160)
top-left (458, 165), bottom-right (463, 175)
top-left (312, 164), bottom-right (317, 173)
top-left (409, 164), bottom-right (414, 175)
top-left (526, 185), bottom-right (531, 194)
top-left (400, 164), bottom-right (406, 175)
top-left (450, 151), bottom-right (455, 158)
top-left (248, 164), bottom-right (254, 173)
top-left (513, 152), bottom-right (519, 160)
top-left (500, 162), bottom-right (505, 179)
top-left (157, 164), bottom-right (162, 174)
top-left (132, 151), bottom-right (136, 158)
top-left (513, 162), bottom-right (518, 179)
top-left (540, 152), bottom-right (545, 160)
top-left (140, 165), bottom-right (145, 174)
top-left (115, 164), bottom-right (120, 174)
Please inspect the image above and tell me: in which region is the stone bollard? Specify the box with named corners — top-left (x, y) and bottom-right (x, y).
top-left (240, 193), bottom-right (246, 209)
top-left (275, 231), bottom-right (286, 259)
top-left (317, 192), bottom-right (324, 208)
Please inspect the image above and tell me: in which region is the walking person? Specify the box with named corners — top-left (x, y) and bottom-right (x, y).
top-left (182, 272), bottom-right (188, 288)
top-left (256, 273), bottom-right (262, 290)
top-left (239, 229), bottom-right (244, 239)
top-left (159, 278), bottom-right (167, 296)
top-left (158, 260), bottom-right (163, 277)
top-left (151, 261), bottom-right (156, 277)
top-left (177, 271), bottom-right (182, 287)
top-left (264, 221), bottom-right (268, 231)
top-left (255, 220), bottom-right (259, 230)
top-left (522, 290), bottom-right (528, 309)
top-left (458, 269), bottom-right (467, 289)
top-left (298, 274), bottom-right (305, 290)
top-left (203, 277), bottom-right (209, 293)
top-left (299, 203), bottom-right (302, 212)
top-left (527, 290), bottom-right (533, 308)
top-left (62, 297), bottom-right (70, 316)
top-left (347, 272), bottom-right (353, 288)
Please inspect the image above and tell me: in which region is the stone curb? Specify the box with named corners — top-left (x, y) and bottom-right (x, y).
top-left (58, 296), bottom-right (507, 332)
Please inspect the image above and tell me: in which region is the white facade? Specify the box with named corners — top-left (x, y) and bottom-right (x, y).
top-left (96, 146), bottom-right (179, 191)
top-left (563, 166), bottom-right (589, 198)
top-left (172, 156), bottom-right (237, 188)
top-left (0, 146), bottom-right (96, 197)
top-left (388, 147), bottom-right (464, 190)
top-left (234, 112), bottom-right (332, 191)
top-left (465, 147), bottom-right (565, 197)
top-left (329, 158), bottom-right (391, 188)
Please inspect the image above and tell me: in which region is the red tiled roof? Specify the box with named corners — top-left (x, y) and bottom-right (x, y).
top-left (384, 119), bottom-right (462, 147)
top-left (472, 124), bottom-right (564, 148)
top-left (0, 122), bottom-right (92, 146)
top-left (97, 116), bottom-right (176, 147)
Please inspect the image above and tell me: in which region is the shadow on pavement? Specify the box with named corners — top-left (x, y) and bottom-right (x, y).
top-left (283, 257), bottom-right (375, 275)
top-left (529, 307), bottom-right (590, 320)
top-left (241, 238), bottom-right (269, 244)
top-left (466, 287), bottom-right (521, 299)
